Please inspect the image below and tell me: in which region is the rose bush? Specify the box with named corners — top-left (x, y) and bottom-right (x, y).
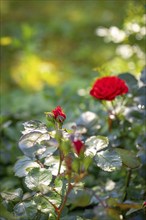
top-left (0, 71), bottom-right (145, 220)
top-left (90, 76), bottom-right (129, 101)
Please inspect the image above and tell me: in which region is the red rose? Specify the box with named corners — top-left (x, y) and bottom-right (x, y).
top-left (73, 140), bottom-right (84, 155)
top-left (90, 76), bottom-right (129, 101)
top-left (52, 106), bottom-right (66, 123)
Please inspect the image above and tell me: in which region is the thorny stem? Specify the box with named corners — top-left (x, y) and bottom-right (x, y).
top-left (122, 168), bottom-right (132, 202)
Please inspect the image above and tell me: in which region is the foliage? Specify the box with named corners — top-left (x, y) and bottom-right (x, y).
top-left (1, 71), bottom-right (146, 220)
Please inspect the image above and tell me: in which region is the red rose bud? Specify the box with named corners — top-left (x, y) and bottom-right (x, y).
top-left (143, 201), bottom-right (146, 207)
top-left (90, 76), bottom-right (129, 101)
top-left (73, 140), bottom-right (84, 155)
top-left (52, 106), bottom-right (66, 123)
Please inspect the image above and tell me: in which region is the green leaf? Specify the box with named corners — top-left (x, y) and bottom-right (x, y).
top-left (115, 148), bottom-right (141, 169)
top-left (19, 131), bottom-right (50, 158)
top-left (85, 136), bottom-right (109, 156)
top-left (22, 120), bottom-right (48, 135)
top-left (44, 156), bottom-right (66, 176)
top-left (14, 156), bottom-right (40, 177)
top-left (25, 167), bottom-right (52, 191)
top-left (118, 72), bottom-right (138, 92)
top-left (83, 156), bottom-right (92, 170)
top-left (50, 192), bottom-right (62, 207)
top-left (95, 149), bottom-right (122, 172)
top-left (72, 157), bottom-right (80, 172)
top-left (1, 188), bottom-right (23, 202)
top-left (0, 203), bottom-right (17, 220)
top-left (68, 189), bottom-right (91, 209)
top-left (140, 67), bottom-right (146, 84)
top-left (54, 177), bottom-right (64, 194)
top-left (14, 201), bottom-right (37, 219)
top-left (76, 111), bottom-right (98, 129)
top-left (34, 194), bottom-right (54, 214)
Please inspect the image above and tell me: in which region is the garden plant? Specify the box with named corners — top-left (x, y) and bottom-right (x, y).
top-left (1, 70), bottom-right (146, 220)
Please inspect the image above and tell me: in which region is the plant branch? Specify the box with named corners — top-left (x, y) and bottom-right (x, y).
top-left (57, 178), bottom-right (73, 220)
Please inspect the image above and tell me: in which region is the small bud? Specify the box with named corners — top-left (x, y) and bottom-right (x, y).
top-left (143, 201), bottom-right (146, 207)
top-left (72, 140), bottom-right (84, 156)
top-left (44, 112), bottom-right (55, 123)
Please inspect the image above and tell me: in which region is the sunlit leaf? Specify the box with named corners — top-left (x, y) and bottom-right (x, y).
top-left (49, 190), bottom-right (62, 207)
top-left (14, 201), bottom-right (37, 219)
top-left (76, 111), bottom-right (98, 129)
top-left (22, 120), bottom-right (48, 135)
top-left (1, 188), bottom-right (23, 202)
top-left (115, 148), bottom-right (141, 168)
top-left (19, 131), bottom-right (50, 158)
top-left (54, 177), bottom-right (64, 194)
top-left (37, 138), bottom-right (58, 159)
top-left (25, 167), bottom-right (52, 191)
top-left (34, 194), bottom-right (54, 214)
top-left (14, 156), bottom-right (40, 177)
top-left (44, 156), bottom-right (66, 176)
top-left (95, 150), bottom-right (122, 172)
top-left (85, 136), bottom-right (109, 156)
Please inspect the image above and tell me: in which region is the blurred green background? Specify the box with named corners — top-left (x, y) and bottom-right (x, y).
top-left (0, 0), bottom-right (145, 190)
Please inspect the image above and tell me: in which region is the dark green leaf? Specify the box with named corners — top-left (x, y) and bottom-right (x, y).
top-left (118, 72), bottom-right (138, 92)
top-left (140, 67), bottom-right (146, 84)
top-left (14, 201), bottom-right (37, 219)
top-left (115, 148), bottom-right (141, 169)
top-left (68, 189), bottom-right (91, 209)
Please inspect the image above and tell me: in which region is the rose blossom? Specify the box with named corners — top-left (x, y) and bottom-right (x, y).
top-left (72, 140), bottom-right (84, 155)
top-left (52, 106), bottom-right (66, 123)
top-left (90, 76), bottom-right (129, 101)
